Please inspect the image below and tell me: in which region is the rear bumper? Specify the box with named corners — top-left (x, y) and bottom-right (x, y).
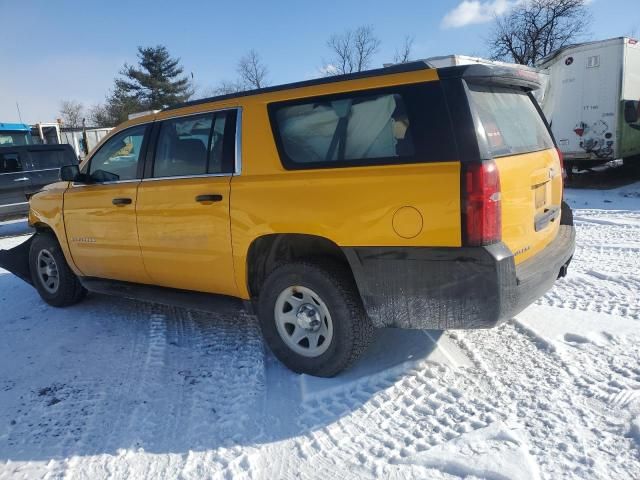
top-left (343, 215), bottom-right (575, 330)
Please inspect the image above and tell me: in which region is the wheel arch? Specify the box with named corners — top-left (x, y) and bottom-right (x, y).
top-left (245, 233), bottom-right (353, 298)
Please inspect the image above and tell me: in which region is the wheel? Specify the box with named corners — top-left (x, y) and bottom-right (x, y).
top-left (623, 155), bottom-right (640, 169)
top-left (29, 233), bottom-right (87, 307)
top-left (560, 200), bottom-right (573, 226)
top-left (258, 261), bottom-right (373, 377)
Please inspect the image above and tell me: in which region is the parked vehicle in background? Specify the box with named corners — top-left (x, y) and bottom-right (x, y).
top-left (0, 144), bottom-right (78, 218)
top-left (539, 37), bottom-right (640, 173)
top-left (59, 127), bottom-right (113, 160)
top-left (0, 123), bottom-right (34, 146)
top-left (0, 61), bottom-right (574, 377)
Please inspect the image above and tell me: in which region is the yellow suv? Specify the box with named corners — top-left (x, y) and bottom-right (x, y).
top-left (0, 61), bottom-right (575, 377)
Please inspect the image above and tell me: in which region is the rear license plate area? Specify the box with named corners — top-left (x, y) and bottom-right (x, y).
top-left (534, 184), bottom-right (547, 209)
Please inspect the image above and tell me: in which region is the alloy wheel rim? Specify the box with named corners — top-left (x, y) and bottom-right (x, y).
top-left (274, 286), bottom-right (333, 358)
top-left (37, 249), bottom-right (59, 294)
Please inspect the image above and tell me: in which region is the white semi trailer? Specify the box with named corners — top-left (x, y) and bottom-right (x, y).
top-left (539, 37), bottom-right (640, 172)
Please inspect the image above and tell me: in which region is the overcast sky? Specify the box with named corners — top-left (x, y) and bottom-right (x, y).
top-left (1, 0), bottom-right (637, 124)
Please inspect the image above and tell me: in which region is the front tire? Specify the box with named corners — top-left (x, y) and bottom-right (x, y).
top-left (258, 261), bottom-right (373, 377)
top-left (29, 233), bottom-right (86, 307)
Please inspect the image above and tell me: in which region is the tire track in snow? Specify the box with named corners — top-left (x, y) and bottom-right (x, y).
top-left (259, 358), bottom-right (504, 480)
top-left (454, 321), bottom-right (640, 480)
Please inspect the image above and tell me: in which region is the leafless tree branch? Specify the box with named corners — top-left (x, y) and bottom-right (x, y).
top-left (59, 100), bottom-right (85, 129)
top-left (324, 25), bottom-right (381, 75)
top-left (487, 0), bottom-right (592, 66)
top-left (393, 36), bottom-right (414, 64)
top-left (237, 50), bottom-right (269, 89)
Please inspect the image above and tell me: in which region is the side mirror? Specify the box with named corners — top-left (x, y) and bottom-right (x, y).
top-left (624, 100), bottom-right (639, 124)
top-left (60, 164), bottom-right (81, 182)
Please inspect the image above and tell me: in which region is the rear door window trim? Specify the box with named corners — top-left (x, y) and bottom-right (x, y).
top-left (142, 106), bottom-right (242, 181)
top-left (267, 82), bottom-right (457, 170)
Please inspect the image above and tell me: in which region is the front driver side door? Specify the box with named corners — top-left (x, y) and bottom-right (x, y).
top-left (63, 123), bottom-right (152, 284)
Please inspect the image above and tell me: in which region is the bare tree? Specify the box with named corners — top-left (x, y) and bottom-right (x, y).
top-left (393, 36), bottom-right (415, 64)
top-left (59, 100), bottom-right (85, 128)
top-left (197, 81), bottom-right (245, 98)
top-left (237, 50), bottom-right (269, 89)
top-left (488, 0), bottom-right (592, 66)
top-left (324, 25), bottom-right (381, 75)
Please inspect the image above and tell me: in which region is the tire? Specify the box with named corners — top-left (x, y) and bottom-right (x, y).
top-left (560, 200), bottom-right (573, 226)
top-left (29, 233), bottom-right (87, 307)
top-left (623, 155), bottom-right (640, 169)
top-left (258, 261), bottom-right (373, 377)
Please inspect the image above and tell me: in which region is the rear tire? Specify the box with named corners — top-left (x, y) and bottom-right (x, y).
top-left (29, 233), bottom-right (86, 307)
top-left (258, 261), bottom-right (373, 377)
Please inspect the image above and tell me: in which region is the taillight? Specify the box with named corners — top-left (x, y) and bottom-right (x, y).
top-left (556, 147), bottom-right (566, 179)
top-left (463, 161), bottom-right (501, 246)
top-left (556, 147), bottom-right (565, 199)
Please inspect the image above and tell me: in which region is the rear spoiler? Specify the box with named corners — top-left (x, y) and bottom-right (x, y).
top-left (439, 64), bottom-right (543, 91)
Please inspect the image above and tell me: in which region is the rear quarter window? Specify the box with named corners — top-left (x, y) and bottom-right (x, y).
top-left (29, 149), bottom-right (66, 169)
top-left (269, 82), bottom-right (457, 169)
top-left (467, 84), bottom-right (554, 157)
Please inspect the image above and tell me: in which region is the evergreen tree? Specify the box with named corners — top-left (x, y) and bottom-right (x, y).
top-left (116, 45), bottom-right (193, 109)
top-left (91, 45), bottom-right (193, 126)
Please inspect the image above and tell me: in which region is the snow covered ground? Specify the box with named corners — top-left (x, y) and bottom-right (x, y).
top-left (0, 182), bottom-right (639, 480)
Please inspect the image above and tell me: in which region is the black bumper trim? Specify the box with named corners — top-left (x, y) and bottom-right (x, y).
top-left (0, 235), bottom-right (34, 285)
top-left (343, 224), bottom-right (575, 330)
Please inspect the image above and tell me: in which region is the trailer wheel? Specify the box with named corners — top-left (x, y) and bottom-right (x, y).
top-left (29, 233), bottom-right (86, 307)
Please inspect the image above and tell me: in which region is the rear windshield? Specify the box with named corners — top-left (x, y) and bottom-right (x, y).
top-left (467, 84), bottom-right (554, 157)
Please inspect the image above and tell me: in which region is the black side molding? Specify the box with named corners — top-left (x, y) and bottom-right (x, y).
top-left (79, 277), bottom-right (243, 315)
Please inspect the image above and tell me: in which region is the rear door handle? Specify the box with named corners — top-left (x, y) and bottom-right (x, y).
top-left (112, 197), bottom-right (132, 206)
top-left (13, 177), bottom-right (29, 182)
top-left (195, 194), bottom-right (223, 203)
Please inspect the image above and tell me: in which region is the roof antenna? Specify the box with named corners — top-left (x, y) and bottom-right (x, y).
top-left (16, 102), bottom-right (24, 123)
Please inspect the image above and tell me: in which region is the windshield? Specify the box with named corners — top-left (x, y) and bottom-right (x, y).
top-left (468, 84), bottom-right (554, 157)
top-left (0, 131), bottom-right (32, 146)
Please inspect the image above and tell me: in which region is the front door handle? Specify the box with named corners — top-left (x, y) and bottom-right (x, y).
top-left (112, 197), bottom-right (132, 206)
top-left (195, 194), bottom-right (223, 203)
top-left (13, 177), bottom-right (29, 182)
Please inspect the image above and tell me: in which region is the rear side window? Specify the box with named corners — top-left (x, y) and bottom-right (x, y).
top-left (0, 153), bottom-right (22, 173)
top-left (153, 110), bottom-right (236, 178)
top-left (467, 84), bottom-right (554, 157)
top-left (29, 149), bottom-right (65, 169)
top-left (269, 83), bottom-right (456, 169)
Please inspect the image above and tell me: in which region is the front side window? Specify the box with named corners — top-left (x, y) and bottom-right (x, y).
top-left (269, 83), bottom-right (456, 169)
top-left (89, 125), bottom-right (147, 182)
top-left (0, 153), bottom-right (22, 173)
top-left (153, 111), bottom-right (235, 178)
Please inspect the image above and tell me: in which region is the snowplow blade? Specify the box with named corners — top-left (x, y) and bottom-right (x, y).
top-left (0, 235), bottom-right (34, 285)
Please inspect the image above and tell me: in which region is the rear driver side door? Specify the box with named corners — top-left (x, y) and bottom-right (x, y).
top-left (135, 109), bottom-right (239, 297)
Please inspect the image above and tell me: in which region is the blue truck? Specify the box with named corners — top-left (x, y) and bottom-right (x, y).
top-left (1, 122), bottom-right (78, 219)
top-left (0, 123), bottom-right (34, 146)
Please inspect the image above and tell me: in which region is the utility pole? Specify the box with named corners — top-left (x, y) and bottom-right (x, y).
top-left (16, 102), bottom-right (23, 123)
